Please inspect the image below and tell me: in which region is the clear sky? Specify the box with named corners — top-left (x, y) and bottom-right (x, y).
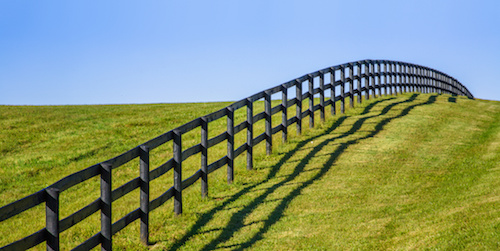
top-left (1, 0), bottom-right (499, 105)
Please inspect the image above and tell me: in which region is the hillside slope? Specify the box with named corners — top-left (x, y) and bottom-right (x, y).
top-left (1, 93), bottom-right (499, 250)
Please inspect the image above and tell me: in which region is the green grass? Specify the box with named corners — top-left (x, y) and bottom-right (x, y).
top-left (1, 93), bottom-right (500, 250)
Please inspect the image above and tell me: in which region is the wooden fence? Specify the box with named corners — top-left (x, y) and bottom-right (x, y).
top-left (0, 59), bottom-right (473, 250)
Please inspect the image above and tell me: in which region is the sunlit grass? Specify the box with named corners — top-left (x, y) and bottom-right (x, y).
top-left (1, 93), bottom-right (499, 250)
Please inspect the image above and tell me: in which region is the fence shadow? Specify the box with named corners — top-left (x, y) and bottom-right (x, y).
top-left (165, 94), bottom-right (438, 250)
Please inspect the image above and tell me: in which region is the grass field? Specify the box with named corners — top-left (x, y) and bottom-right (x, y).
top-left (1, 93), bottom-right (499, 250)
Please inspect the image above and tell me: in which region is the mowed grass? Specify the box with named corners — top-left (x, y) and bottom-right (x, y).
top-left (1, 93), bottom-right (500, 250)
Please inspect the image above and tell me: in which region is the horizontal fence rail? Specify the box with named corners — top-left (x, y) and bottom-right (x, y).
top-left (0, 59), bottom-right (473, 250)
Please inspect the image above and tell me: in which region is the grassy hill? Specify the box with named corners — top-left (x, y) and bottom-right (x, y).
top-left (1, 93), bottom-right (499, 250)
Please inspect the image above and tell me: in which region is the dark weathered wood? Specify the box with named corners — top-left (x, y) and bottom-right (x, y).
top-left (272, 125), bottom-right (283, 135)
top-left (149, 187), bottom-right (174, 211)
top-left (330, 68), bottom-right (336, 115)
top-left (0, 229), bottom-right (46, 251)
top-left (72, 233), bottom-right (101, 251)
top-left (51, 164), bottom-right (100, 192)
top-left (265, 91), bottom-right (272, 155)
top-left (178, 117), bottom-right (201, 134)
top-left (247, 99), bottom-right (253, 170)
top-left (112, 177), bottom-right (140, 202)
top-left (207, 131), bottom-right (228, 148)
top-left (112, 208), bottom-right (141, 235)
top-left (182, 170), bottom-right (201, 190)
top-left (173, 129), bottom-right (182, 215)
top-left (107, 147), bottom-right (140, 170)
top-left (281, 85), bottom-right (288, 142)
top-left (349, 64), bottom-right (354, 108)
top-left (0, 189), bottom-right (45, 222)
top-left (253, 132), bottom-right (267, 146)
top-left (253, 111), bottom-right (266, 123)
top-left (144, 131), bottom-right (173, 151)
top-left (340, 66), bottom-right (345, 113)
top-left (149, 159), bottom-right (173, 181)
top-left (100, 162), bottom-right (112, 251)
top-left (287, 116), bottom-right (298, 127)
top-left (139, 145), bottom-right (149, 245)
top-left (234, 143), bottom-right (248, 159)
top-left (201, 117), bottom-right (208, 198)
top-left (182, 144), bottom-right (201, 162)
top-left (46, 188), bottom-right (59, 251)
top-left (296, 79), bottom-right (302, 134)
top-left (271, 104), bottom-right (282, 116)
top-left (227, 107), bottom-right (234, 184)
top-left (286, 97), bottom-right (297, 108)
top-left (357, 64), bottom-right (362, 104)
top-left (207, 156), bottom-right (228, 174)
top-left (308, 76), bottom-right (314, 128)
top-left (234, 121), bottom-right (248, 135)
top-left (205, 108), bottom-right (227, 123)
top-left (364, 63), bottom-right (369, 101)
top-left (60, 198), bottom-right (100, 232)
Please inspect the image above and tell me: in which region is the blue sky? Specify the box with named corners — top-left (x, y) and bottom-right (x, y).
top-left (1, 0), bottom-right (499, 105)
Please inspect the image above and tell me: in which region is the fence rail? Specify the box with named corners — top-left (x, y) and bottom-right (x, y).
top-left (0, 59), bottom-right (473, 250)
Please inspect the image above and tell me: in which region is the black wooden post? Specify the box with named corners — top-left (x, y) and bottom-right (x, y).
top-left (265, 91), bottom-right (272, 155)
top-left (281, 85), bottom-right (288, 142)
top-left (397, 63), bottom-right (402, 94)
top-left (296, 80), bottom-right (302, 135)
top-left (100, 162), bottom-right (112, 251)
top-left (139, 145), bottom-right (149, 245)
top-left (340, 65), bottom-right (345, 113)
top-left (383, 62), bottom-right (388, 96)
top-left (308, 76), bottom-right (314, 128)
top-left (357, 64), bottom-right (362, 104)
top-left (364, 62), bottom-right (369, 101)
top-left (201, 117), bottom-right (208, 196)
top-left (377, 62), bottom-right (382, 96)
top-left (227, 107), bottom-right (234, 184)
top-left (319, 73), bottom-right (325, 122)
top-left (330, 68), bottom-right (336, 115)
top-left (46, 187), bottom-right (60, 251)
top-left (246, 99), bottom-right (253, 170)
top-left (388, 63), bottom-right (393, 96)
top-left (349, 64), bottom-right (354, 108)
top-left (371, 62), bottom-right (376, 98)
top-left (173, 129), bottom-right (182, 215)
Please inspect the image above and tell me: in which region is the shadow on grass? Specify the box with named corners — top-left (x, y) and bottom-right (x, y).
top-left (167, 94), bottom-right (437, 250)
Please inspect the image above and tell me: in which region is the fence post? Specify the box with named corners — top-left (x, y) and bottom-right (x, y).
top-left (246, 99), bottom-right (253, 170)
top-left (201, 117), bottom-right (208, 196)
top-left (377, 62), bottom-right (382, 96)
top-left (101, 162), bottom-right (112, 251)
top-left (330, 67), bottom-right (336, 115)
top-left (308, 76), bottom-right (314, 128)
top-left (364, 62), bottom-right (369, 101)
top-left (281, 85), bottom-right (288, 142)
top-left (265, 91), bottom-right (272, 155)
top-left (173, 129), bottom-right (182, 215)
top-left (357, 63), bottom-right (362, 104)
top-left (139, 145), bottom-right (150, 245)
top-left (296, 80), bottom-right (302, 135)
top-left (388, 62), bottom-right (393, 95)
top-left (46, 187), bottom-right (60, 251)
top-left (349, 64), bottom-right (354, 108)
top-left (319, 73), bottom-right (325, 122)
top-left (227, 107), bottom-right (234, 183)
top-left (340, 65), bottom-right (346, 113)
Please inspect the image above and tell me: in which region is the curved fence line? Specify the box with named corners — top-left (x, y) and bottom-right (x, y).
top-left (0, 59), bottom-right (473, 250)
